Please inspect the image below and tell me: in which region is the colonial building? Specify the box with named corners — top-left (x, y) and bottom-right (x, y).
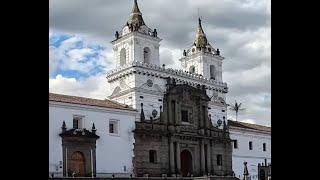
top-left (49, 93), bottom-right (138, 177)
top-left (228, 120), bottom-right (271, 179)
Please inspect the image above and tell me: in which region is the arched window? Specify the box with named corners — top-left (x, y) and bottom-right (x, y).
top-left (143, 47), bottom-right (151, 64)
top-left (189, 66), bottom-right (195, 73)
top-left (120, 48), bottom-right (126, 66)
top-left (210, 65), bottom-right (216, 79)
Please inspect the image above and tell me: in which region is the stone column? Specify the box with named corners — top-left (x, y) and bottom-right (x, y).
top-left (175, 101), bottom-right (179, 125)
top-left (200, 140), bottom-right (205, 174)
top-left (168, 98), bottom-right (172, 124)
top-left (176, 142), bottom-right (181, 174)
top-left (204, 105), bottom-right (209, 129)
top-left (65, 147), bottom-right (68, 177)
top-left (169, 138), bottom-right (175, 174)
top-left (206, 143), bottom-right (211, 174)
top-left (210, 140), bottom-right (214, 173)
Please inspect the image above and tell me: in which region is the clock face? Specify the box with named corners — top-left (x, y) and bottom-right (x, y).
top-left (147, 79), bottom-right (153, 87)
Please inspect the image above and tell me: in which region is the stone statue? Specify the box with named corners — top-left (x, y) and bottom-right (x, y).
top-left (216, 48), bottom-right (220, 55)
top-left (153, 29), bottom-right (157, 37)
top-left (115, 31), bottom-right (119, 39)
top-left (183, 50), bottom-right (187, 56)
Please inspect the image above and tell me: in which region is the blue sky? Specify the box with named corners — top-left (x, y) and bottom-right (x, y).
top-left (49, 32), bottom-right (109, 80)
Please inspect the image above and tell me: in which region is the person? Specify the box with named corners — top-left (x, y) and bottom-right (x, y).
top-left (51, 173), bottom-right (54, 178)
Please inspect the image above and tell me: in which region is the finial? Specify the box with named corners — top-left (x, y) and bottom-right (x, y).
top-left (243, 162), bottom-right (249, 180)
top-left (140, 103), bottom-right (145, 122)
top-left (115, 31), bottom-right (119, 39)
top-left (92, 123), bottom-right (96, 134)
top-left (62, 121), bottom-right (66, 132)
top-left (216, 48), bottom-right (220, 55)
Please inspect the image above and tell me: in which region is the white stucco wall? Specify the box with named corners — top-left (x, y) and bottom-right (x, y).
top-left (49, 102), bottom-right (137, 177)
top-left (229, 129), bottom-right (271, 179)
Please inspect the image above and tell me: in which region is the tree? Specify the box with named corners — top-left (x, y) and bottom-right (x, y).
top-left (229, 100), bottom-right (245, 121)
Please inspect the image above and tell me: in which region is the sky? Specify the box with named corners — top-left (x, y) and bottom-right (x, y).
top-left (49, 0), bottom-right (271, 127)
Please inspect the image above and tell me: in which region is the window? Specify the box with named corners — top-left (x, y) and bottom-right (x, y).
top-left (210, 65), bottom-right (216, 79)
top-left (181, 110), bottom-right (188, 122)
top-left (249, 141), bottom-right (253, 150)
top-left (149, 150), bottom-right (157, 163)
top-left (120, 48), bottom-right (126, 66)
top-left (189, 66), bottom-right (195, 73)
top-left (143, 47), bottom-right (151, 64)
top-left (217, 154), bottom-right (222, 166)
top-left (73, 115), bottom-right (83, 129)
top-left (233, 140), bottom-right (238, 149)
top-left (109, 120), bottom-right (119, 135)
top-left (263, 143), bottom-right (266, 151)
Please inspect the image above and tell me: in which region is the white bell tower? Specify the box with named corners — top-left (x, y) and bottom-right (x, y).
top-left (111, 0), bottom-right (161, 67)
top-left (179, 18), bottom-right (228, 127)
top-left (107, 0), bottom-right (164, 119)
top-left (179, 18), bottom-right (224, 82)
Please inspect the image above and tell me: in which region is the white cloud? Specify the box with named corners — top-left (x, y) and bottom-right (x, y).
top-left (49, 0), bottom-right (271, 126)
top-left (49, 74), bottom-right (110, 99)
top-left (49, 34), bottom-right (109, 76)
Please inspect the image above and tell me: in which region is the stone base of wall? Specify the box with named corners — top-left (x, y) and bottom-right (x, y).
top-left (50, 175), bottom-right (240, 180)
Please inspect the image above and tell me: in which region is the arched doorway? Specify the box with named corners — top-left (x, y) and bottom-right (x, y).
top-left (180, 149), bottom-right (193, 177)
top-left (70, 151), bottom-right (86, 176)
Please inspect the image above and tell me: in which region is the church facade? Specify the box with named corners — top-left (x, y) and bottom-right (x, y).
top-left (133, 82), bottom-right (233, 177)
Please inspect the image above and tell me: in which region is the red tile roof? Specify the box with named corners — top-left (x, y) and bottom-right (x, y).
top-left (49, 93), bottom-right (136, 112)
top-left (228, 120), bottom-right (271, 133)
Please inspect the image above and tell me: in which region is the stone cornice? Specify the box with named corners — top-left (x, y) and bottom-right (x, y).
top-left (179, 51), bottom-right (224, 62)
top-left (106, 61), bottom-right (228, 93)
top-left (49, 101), bottom-right (138, 115)
top-left (229, 127), bottom-right (271, 137)
top-left (111, 31), bottom-right (162, 44)
top-left (108, 87), bottom-right (164, 99)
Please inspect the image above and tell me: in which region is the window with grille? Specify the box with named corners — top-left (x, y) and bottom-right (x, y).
top-left (233, 140), bottom-right (238, 149)
top-left (73, 115), bottom-right (83, 129)
top-left (149, 150), bottom-right (157, 163)
top-left (217, 154), bottom-right (222, 166)
top-left (109, 120), bottom-right (119, 136)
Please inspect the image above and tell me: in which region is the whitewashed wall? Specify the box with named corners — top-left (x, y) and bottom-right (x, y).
top-left (230, 129), bottom-right (271, 179)
top-left (49, 102), bottom-right (137, 177)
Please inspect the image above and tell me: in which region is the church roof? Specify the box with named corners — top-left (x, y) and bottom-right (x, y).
top-left (194, 18), bottom-right (210, 48)
top-left (127, 0), bottom-right (145, 29)
top-left (228, 120), bottom-right (271, 133)
top-left (49, 93), bottom-right (136, 112)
